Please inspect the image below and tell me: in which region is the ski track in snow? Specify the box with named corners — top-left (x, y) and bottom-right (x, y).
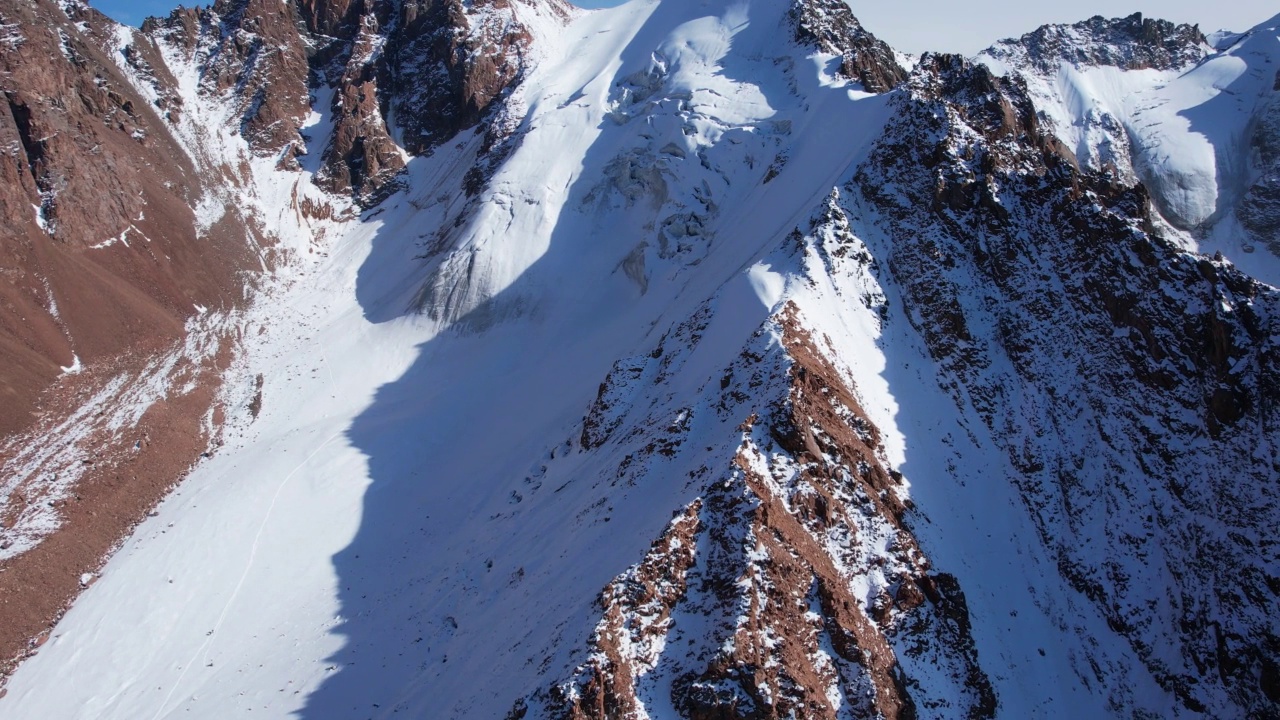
top-left (150, 430), bottom-right (344, 720)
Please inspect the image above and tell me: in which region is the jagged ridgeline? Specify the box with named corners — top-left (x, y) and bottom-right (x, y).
top-left (0, 0), bottom-right (568, 434)
top-left (141, 0), bottom-right (573, 201)
top-left (0, 1), bottom-right (1276, 719)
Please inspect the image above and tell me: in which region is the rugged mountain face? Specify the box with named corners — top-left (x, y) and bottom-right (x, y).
top-left (0, 0), bottom-right (260, 437)
top-left (143, 0), bottom-right (313, 158)
top-left (144, 0), bottom-right (568, 202)
top-left (145, 0), bottom-right (408, 187)
top-left (979, 12), bottom-right (1280, 266)
top-left (856, 52), bottom-right (1279, 717)
top-left (390, 0), bottom-right (572, 157)
top-left (0, 2), bottom-right (1278, 720)
top-left (530, 304), bottom-right (995, 720)
top-left (519, 37), bottom-right (1280, 719)
top-left (788, 0), bottom-right (906, 93)
top-left (982, 13), bottom-right (1208, 74)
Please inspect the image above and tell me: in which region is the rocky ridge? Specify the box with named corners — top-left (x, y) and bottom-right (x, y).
top-left (788, 0), bottom-right (906, 93)
top-left (981, 13), bottom-right (1209, 75)
top-left (515, 13), bottom-right (1279, 719)
top-left (144, 0), bottom-right (570, 203)
top-left (529, 301), bottom-right (995, 719)
top-left (853, 51), bottom-right (1279, 717)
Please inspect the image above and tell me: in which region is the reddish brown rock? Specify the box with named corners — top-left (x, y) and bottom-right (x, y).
top-left (0, 0), bottom-right (268, 683)
top-left (0, 334), bottom-right (237, 681)
top-left (297, 0), bottom-right (361, 38)
top-left (538, 304), bottom-right (994, 719)
top-left (311, 0), bottom-right (572, 202)
top-left (0, 0), bottom-right (260, 436)
top-left (392, 0), bottom-right (557, 155)
top-left (146, 0), bottom-right (312, 159)
top-left (313, 3), bottom-right (405, 202)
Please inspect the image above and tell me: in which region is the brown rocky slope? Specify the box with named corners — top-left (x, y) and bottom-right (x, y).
top-left (0, 0), bottom-right (262, 437)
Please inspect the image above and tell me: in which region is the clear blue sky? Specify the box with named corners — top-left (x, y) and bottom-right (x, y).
top-left (92, 0), bottom-right (1272, 55)
top-left (93, 0), bottom-right (191, 27)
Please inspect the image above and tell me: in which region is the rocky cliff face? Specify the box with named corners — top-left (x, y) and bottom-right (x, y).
top-left (982, 13), bottom-right (1208, 74)
top-left (144, 0), bottom-right (313, 159)
top-left (788, 0), bottom-right (906, 93)
top-left (391, 0), bottom-right (568, 157)
top-left (853, 52), bottom-right (1279, 717)
top-left (0, 0), bottom-right (260, 437)
top-left (529, 303), bottom-right (995, 720)
top-left (144, 0), bottom-right (568, 202)
top-left (0, 0), bottom-right (287, 678)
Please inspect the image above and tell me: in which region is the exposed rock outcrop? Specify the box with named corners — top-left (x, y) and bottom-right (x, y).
top-left (0, 0), bottom-right (260, 436)
top-left (982, 12), bottom-right (1209, 74)
top-left (788, 0), bottom-right (906, 92)
top-left (309, 1), bottom-right (405, 202)
top-left (392, 0), bottom-right (564, 156)
top-left (306, 0), bottom-right (570, 202)
top-left (155, 0), bottom-right (312, 158)
top-left (145, 0), bottom-right (569, 203)
top-left (528, 303), bottom-right (995, 719)
top-left (854, 51), bottom-right (1280, 717)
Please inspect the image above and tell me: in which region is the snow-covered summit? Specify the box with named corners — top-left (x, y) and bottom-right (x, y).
top-left (981, 12), bottom-right (1209, 74)
top-left (979, 11), bottom-right (1280, 283)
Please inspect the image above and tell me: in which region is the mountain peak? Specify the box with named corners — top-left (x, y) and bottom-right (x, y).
top-left (983, 12), bottom-right (1209, 74)
top-left (788, 0), bottom-right (906, 92)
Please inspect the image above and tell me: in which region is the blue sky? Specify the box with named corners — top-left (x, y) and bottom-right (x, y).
top-left (93, 0), bottom-right (190, 27)
top-left (92, 0), bottom-right (1273, 55)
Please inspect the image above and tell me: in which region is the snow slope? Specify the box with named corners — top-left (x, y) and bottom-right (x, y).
top-left (978, 12), bottom-right (1280, 285)
top-left (2, 2), bottom-right (1277, 719)
top-left (2, 1), bottom-right (907, 717)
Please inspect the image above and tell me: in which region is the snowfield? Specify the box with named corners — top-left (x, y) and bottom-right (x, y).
top-left (2, 2), bottom-right (1278, 719)
top-left (979, 12), bottom-right (1280, 285)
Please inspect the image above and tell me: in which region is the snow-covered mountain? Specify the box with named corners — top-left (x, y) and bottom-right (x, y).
top-left (0, 1), bottom-right (1276, 718)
